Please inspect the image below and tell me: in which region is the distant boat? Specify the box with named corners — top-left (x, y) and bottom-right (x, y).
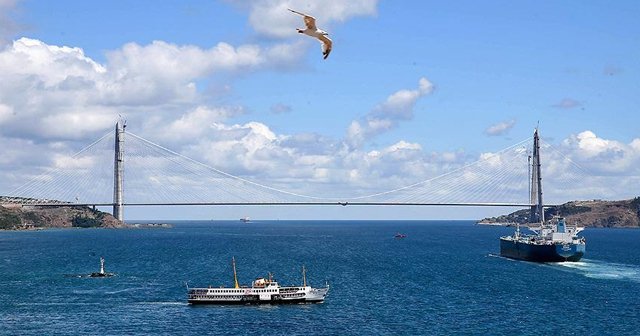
top-left (187, 257), bottom-right (329, 304)
top-left (240, 217), bottom-right (251, 223)
top-left (89, 256), bottom-right (115, 277)
top-left (394, 233), bottom-right (407, 239)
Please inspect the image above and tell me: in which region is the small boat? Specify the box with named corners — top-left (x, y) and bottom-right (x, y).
top-left (394, 233), bottom-right (407, 239)
top-left (89, 257), bottom-right (115, 277)
top-left (187, 257), bottom-right (329, 305)
top-left (240, 217), bottom-right (251, 223)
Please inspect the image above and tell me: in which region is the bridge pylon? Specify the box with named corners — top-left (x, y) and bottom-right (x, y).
top-left (113, 121), bottom-right (125, 221)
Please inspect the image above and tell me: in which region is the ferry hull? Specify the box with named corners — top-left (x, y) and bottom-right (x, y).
top-left (187, 287), bottom-right (329, 305)
top-left (500, 237), bottom-right (585, 262)
top-left (188, 297), bottom-right (322, 305)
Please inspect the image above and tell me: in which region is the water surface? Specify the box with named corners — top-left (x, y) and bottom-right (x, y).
top-left (1, 220), bottom-right (638, 335)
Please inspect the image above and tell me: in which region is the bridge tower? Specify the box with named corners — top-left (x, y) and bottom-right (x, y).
top-left (529, 128), bottom-right (544, 223)
top-left (113, 121), bottom-right (125, 221)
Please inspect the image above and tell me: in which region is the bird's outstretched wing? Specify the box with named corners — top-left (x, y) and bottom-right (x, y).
top-left (288, 8), bottom-right (317, 30)
top-left (318, 35), bottom-right (332, 59)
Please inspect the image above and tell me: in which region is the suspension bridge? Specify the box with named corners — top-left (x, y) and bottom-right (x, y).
top-left (3, 122), bottom-right (612, 221)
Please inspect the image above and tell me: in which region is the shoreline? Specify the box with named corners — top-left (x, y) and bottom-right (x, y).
top-left (0, 223), bottom-right (172, 231)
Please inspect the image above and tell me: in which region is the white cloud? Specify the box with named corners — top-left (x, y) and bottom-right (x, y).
top-left (0, 38), bottom-right (307, 141)
top-left (374, 77), bottom-right (434, 119)
top-left (1, 3), bottom-right (636, 209)
top-left (479, 151), bottom-right (503, 167)
top-left (552, 98), bottom-right (582, 109)
top-left (183, 121), bottom-right (286, 175)
top-left (0, 103), bottom-right (14, 123)
top-left (572, 131), bottom-right (620, 157)
top-left (107, 41), bottom-right (262, 80)
top-left (6, 102), bottom-right (638, 206)
top-left (233, 0), bottom-right (378, 38)
top-left (102, 40), bottom-right (304, 105)
top-left (561, 130), bottom-right (639, 174)
top-left (0, 36), bottom-right (309, 195)
top-left (157, 105), bottom-right (245, 144)
top-left (346, 77), bottom-right (434, 148)
top-left (485, 119), bottom-right (516, 136)
top-left (39, 110), bottom-right (116, 139)
top-left (270, 103), bottom-right (292, 114)
top-left (53, 154), bottom-right (95, 169)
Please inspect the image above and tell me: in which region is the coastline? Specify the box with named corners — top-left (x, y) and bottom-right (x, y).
top-left (0, 222), bottom-right (173, 231)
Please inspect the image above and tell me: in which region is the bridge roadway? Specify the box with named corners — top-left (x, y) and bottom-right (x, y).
top-left (13, 202), bottom-right (551, 207)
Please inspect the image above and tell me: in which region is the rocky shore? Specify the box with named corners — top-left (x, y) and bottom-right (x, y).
top-left (0, 203), bottom-right (124, 230)
top-left (479, 197), bottom-right (640, 228)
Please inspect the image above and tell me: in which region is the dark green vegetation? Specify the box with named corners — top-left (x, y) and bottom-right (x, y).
top-left (71, 207), bottom-right (108, 228)
top-left (0, 207), bottom-right (22, 229)
top-left (480, 197), bottom-right (640, 228)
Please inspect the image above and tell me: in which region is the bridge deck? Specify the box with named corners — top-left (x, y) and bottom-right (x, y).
top-left (7, 202), bottom-right (546, 207)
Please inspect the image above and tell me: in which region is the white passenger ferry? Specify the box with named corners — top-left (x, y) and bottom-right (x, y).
top-left (187, 258), bottom-right (329, 305)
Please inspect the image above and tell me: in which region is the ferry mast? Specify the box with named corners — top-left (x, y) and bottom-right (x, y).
top-left (232, 257), bottom-right (240, 289)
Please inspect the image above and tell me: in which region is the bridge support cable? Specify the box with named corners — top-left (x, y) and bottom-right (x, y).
top-left (3, 132), bottom-right (536, 206)
top-left (350, 138), bottom-right (533, 205)
top-left (122, 132), bottom-right (335, 204)
top-left (6, 131), bottom-right (116, 204)
top-left (4, 128), bottom-right (623, 209)
top-left (538, 140), bottom-right (628, 203)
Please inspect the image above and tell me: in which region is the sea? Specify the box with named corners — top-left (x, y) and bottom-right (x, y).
top-left (1, 220), bottom-right (639, 335)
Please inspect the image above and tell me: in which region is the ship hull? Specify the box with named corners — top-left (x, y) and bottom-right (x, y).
top-left (500, 237), bottom-right (585, 262)
top-left (187, 287), bottom-right (329, 305)
top-left (188, 296), bottom-right (324, 305)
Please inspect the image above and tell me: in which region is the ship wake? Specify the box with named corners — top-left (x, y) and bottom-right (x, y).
top-left (552, 259), bottom-right (640, 283)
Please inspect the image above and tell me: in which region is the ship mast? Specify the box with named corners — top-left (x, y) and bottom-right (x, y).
top-left (232, 257), bottom-right (239, 289)
top-left (302, 265), bottom-right (307, 287)
top-left (529, 128), bottom-right (544, 224)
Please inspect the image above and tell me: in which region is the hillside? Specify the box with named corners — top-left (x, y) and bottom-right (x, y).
top-left (479, 197), bottom-right (640, 228)
top-left (0, 199), bottom-right (123, 230)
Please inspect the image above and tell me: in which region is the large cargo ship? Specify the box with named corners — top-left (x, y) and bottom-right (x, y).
top-left (500, 217), bottom-right (586, 262)
top-left (499, 129), bottom-right (586, 262)
top-left (187, 258), bottom-right (329, 304)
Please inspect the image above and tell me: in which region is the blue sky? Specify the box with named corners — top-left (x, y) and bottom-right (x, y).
top-left (1, 1), bottom-right (639, 220)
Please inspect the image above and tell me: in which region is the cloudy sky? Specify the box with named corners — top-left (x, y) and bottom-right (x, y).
top-left (1, 0), bottom-right (639, 220)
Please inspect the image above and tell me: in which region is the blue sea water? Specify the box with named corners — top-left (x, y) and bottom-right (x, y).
top-left (1, 220), bottom-right (639, 335)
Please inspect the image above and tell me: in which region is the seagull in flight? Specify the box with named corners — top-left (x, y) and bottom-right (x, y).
top-left (288, 8), bottom-right (332, 59)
